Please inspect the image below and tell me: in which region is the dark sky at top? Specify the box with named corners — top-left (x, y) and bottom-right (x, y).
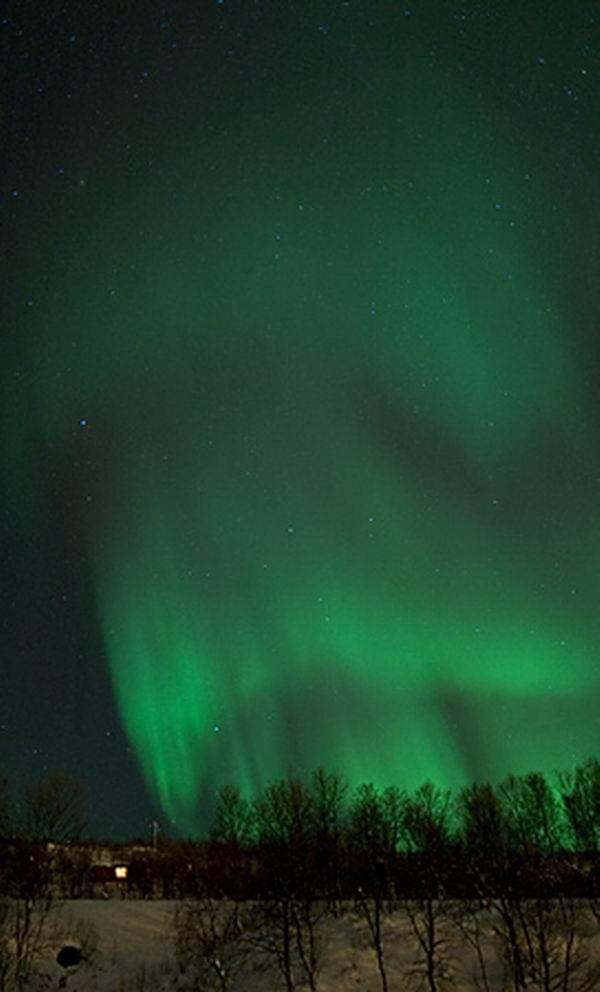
top-left (1, 1), bottom-right (599, 839)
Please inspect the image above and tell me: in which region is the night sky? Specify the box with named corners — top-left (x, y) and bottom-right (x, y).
top-left (2, 1), bottom-right (599, 838)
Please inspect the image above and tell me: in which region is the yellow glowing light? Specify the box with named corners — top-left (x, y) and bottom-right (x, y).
top-left (114, 865), bottom-right (128, 879)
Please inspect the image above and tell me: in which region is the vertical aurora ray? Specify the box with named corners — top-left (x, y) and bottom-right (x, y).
top-left (4, 11), bottom-right (598, 832)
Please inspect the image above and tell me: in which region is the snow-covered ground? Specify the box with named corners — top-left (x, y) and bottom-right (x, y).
top-left (23, 897), bottom-right (600, 991)
top-left (46, 899), bottom-right (176, 989)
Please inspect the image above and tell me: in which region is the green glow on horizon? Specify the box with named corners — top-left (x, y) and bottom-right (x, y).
top-left (5, 47), bottom-right (598, 833)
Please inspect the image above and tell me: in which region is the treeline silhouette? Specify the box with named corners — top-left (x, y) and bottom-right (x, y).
top-left (4, 763), bottom-right (600, 990)
top-left (5, 761), bottom-right (600, 902)
top-left (198, 762), bottom-right (600, 903)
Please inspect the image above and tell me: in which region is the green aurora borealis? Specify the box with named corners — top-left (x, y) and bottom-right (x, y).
top-left (3, 2), bottom-right (599, 834)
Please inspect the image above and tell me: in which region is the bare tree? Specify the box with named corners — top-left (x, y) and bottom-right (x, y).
top-left (401, 782), bottom-right (456, 992)
top-left (0, 842), bottom-right (54, 991)
top-left (211, 785), bottom-right (254, 848)
top-left (244, 895), bottom-right (325, 992)
top-left (499, 773), bottom-right (565, 860)
top-left (0, 772), bottom-right (85, 991)
top-left (309, 769), bottom-right (348, 914)
top-left (174, 897), bottom-right (251, 992)
top-left (450, 899), bottom-right (493, 992)
top-left (492, 889), bottom-right (600, 992)
top-left (558, 759), bottom-right (600, 855)
top-left (23, 771), bottom-right (85, 845)
top-left (458, 779), bottom-right (538, 991)
top-left (208, 785), bottom-right (255, 900)
top-left (250, 778), bottom-right (324, 991)
top-left (558, 758), bottom-right (600, 923)
top-left (457, 773), bottom-right (600, 992)
top-left (348, 783), bottom-right (404, 992)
